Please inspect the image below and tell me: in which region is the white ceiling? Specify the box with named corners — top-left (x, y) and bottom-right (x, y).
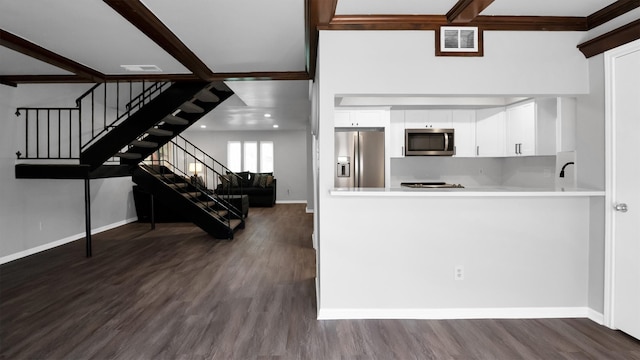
top-left (0, 0), bottom-right (623, 131)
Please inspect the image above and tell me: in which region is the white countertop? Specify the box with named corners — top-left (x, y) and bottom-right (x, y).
top-left (330, 186), bottom-right (605, 197)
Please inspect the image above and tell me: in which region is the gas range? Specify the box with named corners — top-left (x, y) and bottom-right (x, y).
top-left (400, 182), bottom-right (465, 189)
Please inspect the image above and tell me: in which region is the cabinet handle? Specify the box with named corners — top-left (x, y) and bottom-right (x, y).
top-left (402, 146), bottom-right (404, 156)
top-left (476, 146), bottom-right (479, 156)
top-left (515, 144), bottom-right (518, 155)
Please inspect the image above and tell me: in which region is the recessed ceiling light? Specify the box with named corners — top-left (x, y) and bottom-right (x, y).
top-left (200, 125), bottom-right (207, 129)
top-left (264, 113), bottom-right (271, 118)
top-left (120, 65), bottom-right (162, 72)
top-left (273, 124), bottom-right (279, 128)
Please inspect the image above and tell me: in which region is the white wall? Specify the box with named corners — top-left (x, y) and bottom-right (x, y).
top-left (576, 54), bottom-right (608, 316)
top-left (316, 30), bottom-right (592, 316)
top-left (0, 84), bottom-right (137, 263)
top-left (181, 129), bottom-right (308, 203)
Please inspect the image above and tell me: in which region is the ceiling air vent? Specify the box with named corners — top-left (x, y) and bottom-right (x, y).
top-left (120, 64), bottom-right (162, 72)
top-left (436, 26), bottom-right (483, 57)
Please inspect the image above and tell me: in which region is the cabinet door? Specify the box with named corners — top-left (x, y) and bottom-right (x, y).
top-left (405, 110), bottom-right (452, 129)
top-left (335, 110), bottom-right (352, 127)
top-left (451, 110), bottom-right (476, 157)
top-left (475, 108), bottom-right (506, 157)
top-left (427, 110), bottom-right (453, 129)
top-left (390, 110), bottom-right (405, 157)
top-left (506, 102), bottom-right (535, 155)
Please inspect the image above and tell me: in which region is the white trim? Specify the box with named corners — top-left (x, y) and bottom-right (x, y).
top-left (0, 217), bottom-right (138, 265)
top-left (317, 307), bottom-right (590, 320)
top-left (306, 207), bottom-right (314, 214)
top-left (603, 38), bottom-right (640, 329)
top-left (275, 200), bottom-right (307, 204)
top-left (588, 309), bottom-right (605, 325)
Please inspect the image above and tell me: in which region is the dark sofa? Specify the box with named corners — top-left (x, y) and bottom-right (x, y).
top-left (215, 171), bottom-right (276, 207)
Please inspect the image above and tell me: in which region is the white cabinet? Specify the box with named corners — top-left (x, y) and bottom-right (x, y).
top-left (451, 110), bottom-right (476, 157)
top-left (389, 110), bottom-right (405, 157)
top-left (505, 99), bottom-right (557, 156)
top-left (404, 110), bottom-right (452, 129)
top-left (475, 107), bottom-right (506, 157)
top-left (335, 109), bottom-right (388, 128)
top-left (506, 102), bottom-right (536, 156)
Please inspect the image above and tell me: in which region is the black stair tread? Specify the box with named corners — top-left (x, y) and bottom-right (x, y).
top-left (115, 152), bottom-right (142, 159)
top-left (162, 114), bottom-right (189, 125)
top-left (195, 89), bottom-right (220, 103)
top-left (179, 102), bottom-right (204, 113)
top-left (228, 219), bottom-right (243, 230)
top-left (146, 128), bottom-right (173, 136)
top-left (197, 201), bottom-right (217, 209)
top-left (130, 140), bottom-right (158, 148)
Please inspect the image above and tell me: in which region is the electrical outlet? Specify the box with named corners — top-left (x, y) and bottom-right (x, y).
top-left (455, 266), bottom-right (464, 280)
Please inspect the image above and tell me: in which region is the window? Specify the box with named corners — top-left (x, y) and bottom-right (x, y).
top-left (227, 141), bottom-right (241, 172)
top-left (260, 141), bottom-right (274, 172)
top-left (227, 140), bottom-right (274, 173)
top-left (243, 141), bottom-right (258, 172)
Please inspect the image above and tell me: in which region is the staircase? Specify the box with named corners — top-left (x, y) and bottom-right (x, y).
top-left (14, 80), bottom-right (245, 251)
top-left (133, 164), bottom-right (244, 239)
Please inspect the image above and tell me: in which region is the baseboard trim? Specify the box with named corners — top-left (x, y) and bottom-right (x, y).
top-left (0, 217), bottom-right (138, 265)
top-left (588, 308), bottom-right (605, 325)
top-left (275, 200), bottom-right (307, 204)
top-left (317, 307), bottom-right (591, 320)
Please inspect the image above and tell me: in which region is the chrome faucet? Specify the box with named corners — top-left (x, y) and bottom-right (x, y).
top-left (559, 162), bottom-right (575, 178)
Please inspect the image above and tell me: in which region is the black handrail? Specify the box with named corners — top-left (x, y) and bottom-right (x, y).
top-left (16, 81), bottom-right (171, 161)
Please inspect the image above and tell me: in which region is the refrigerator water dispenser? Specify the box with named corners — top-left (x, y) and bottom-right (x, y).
top-left (337, 156), bottom-right (350, 177)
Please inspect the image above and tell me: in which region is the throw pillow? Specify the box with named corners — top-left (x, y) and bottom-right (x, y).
top-left (219, 175), bottom-right (230, 188)
top-left (252, 173), bottom-right (262, 187)
top-left (258, 174), bottom-right (268, 188)
top-left (265, 175), bottom-right (274, 187)
top-left (229, 174), bottom-right (240, 187)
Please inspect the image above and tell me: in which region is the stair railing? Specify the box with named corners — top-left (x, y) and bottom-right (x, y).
top-left (142, 141), bottom-right (244, 223)
top-left (15, 81), bottom-right (171, 161)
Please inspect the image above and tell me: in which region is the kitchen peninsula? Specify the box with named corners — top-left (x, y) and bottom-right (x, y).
top-left (320, 185), bottom-right (604, 320)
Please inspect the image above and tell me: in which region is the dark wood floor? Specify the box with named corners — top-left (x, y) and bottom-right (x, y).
top-left (1, 204), bottom-right (639, 360)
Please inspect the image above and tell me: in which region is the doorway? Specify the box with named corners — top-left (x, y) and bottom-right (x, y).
top-left (604, 39), bottom-right (640, 340)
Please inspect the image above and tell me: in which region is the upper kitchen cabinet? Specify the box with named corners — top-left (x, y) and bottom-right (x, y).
top-left (389, 110), bottom-right (405, 157)
top-left (476, 107), bottom-right (506, 157)
top-left (505, 99), bottom-right (556, 156)
top-left (335, 109), bottom-right (389, 128)
top-left (405, 110), bottom-right (452, 129)
top-left (451, 110), bottom-right (476, 157)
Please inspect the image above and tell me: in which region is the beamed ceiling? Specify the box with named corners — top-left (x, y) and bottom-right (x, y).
top-left (1, 0), bottom-right (639, 130)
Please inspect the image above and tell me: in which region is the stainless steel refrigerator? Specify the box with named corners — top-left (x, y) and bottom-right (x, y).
top-left (335, 128), bottom-right (385, 188)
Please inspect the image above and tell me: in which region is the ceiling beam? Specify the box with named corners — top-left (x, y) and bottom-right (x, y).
top-left (446, 0), bottom-right (495, 23)
top-left (578, 19), bottom-right (640, 58)
top-left (0, 78), bottom-right (18, 87)
top-left (103, 0), bottom-right (215, 81)
top-left (307, 0), bottom-right (338, 79)
top-left (0, 71), bottom-right (311, 85)
top-left (0, 29), bottom-right (104, 82)
top-left (588, 0), bottom-right (640, 29)
top-left (325, 15), bottom-right (587, 31)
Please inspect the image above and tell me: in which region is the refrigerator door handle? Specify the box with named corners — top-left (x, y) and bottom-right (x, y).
top-left (353, 133), bottom-right (359, 187)
top-left (357, 133), bottom-right (363, 187)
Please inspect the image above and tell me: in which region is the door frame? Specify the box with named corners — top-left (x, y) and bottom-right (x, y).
top-left (603, 38), bottom-right (640, 328)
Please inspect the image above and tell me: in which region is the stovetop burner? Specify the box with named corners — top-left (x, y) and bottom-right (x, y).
top-left (400, 182), bottom-right (465, 189)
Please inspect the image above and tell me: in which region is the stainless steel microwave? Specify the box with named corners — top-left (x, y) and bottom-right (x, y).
top-left (405, 128), bottom-right (455, 156)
